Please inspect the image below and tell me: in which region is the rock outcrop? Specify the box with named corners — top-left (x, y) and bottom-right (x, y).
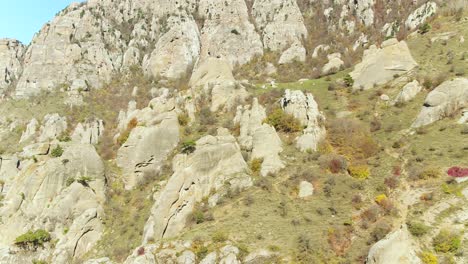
top-left (405, 2), bottom-right (437, 30)
top-left (72, 120), bottom-right (104, 145)
top-left (278, 42), bottom-right (307, 64)
top-left (0, 39), bottom-right (24, 94)
top-left (116, 90), bottom-right (180, 189)
top-left (281, 90), bottom-right (326, 152)
top-left (189, 57), bottom-right (248, 112)
top-left (252, 0), bottom-right (307, 53)
top-left (235, 98), bottom-right (284, 176)
top-left (142, 128), bottom-right (252, 242)
top-left (393, 80), bottom-right (422, 105)
top-left (350, 39), bottom-right (418, 90)
top-left (0, 143), bottom-right (106, 264)
top-left (298, 181), bottom-right (314, 198)
top-left (38, 114), bottom-right (68, 142)
top-left (366, 226), bottom-right (421, 264)
top-left (412, 78), bottom-right (468, 128)
top-left (322, 53), bottom-right (344, 74)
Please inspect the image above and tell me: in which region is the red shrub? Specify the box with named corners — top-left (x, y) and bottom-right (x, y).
top-left (392, 165), bottom-right (401, 177)
top-left (447, 167), bottom-right (468, 178)
top-left (137, 247), bottom-right (145, 256)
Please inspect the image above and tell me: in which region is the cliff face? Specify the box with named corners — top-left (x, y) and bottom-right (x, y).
top-left (1, 0), bottom-right (437, 98)
top-left (1, 1), bottom-right (465, 264)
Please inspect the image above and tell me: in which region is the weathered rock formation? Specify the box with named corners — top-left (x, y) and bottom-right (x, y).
top-left (235, 98), bottom-right (284, 176)
top-left (412, 78), bottom-right (468, 127)
top-left (116, 90), bottom-right (180, 189)
top-left (350, 39), bottom-right (418, 90)
top-left (405, 2), bottom-right (437, 30)
top-left (281, 90), bottom-right (326, 152)
top-left (0, 39), bottom-right (24, 94)
top-left (142, 128), bottom-right (252, 242)
top-left (393, 80), bottom-right (422, 105)
top-left (366, 226), bottom-right (421, 264)
top-left (0, 143), bottom-right (106, 264)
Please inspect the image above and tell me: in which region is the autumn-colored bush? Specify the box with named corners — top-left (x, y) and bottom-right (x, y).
top-left (433, 229), bottom-right (461, 253)
top-left (117, 118), bottom-right (138, 145)
top-left (328, 226), bottom-right (353, 256)
top-left (349, 165), bottom-right (370, 179)
top-left (318, 154), bottom-right (348, 173)
top-left (447, 166), bottom-right (468, 178)
top-left (250, 158), bottom-right (264, 175)
top-left (327, 118), bottom-right (379, 160)
top-left (265, 108), bottom-right (302, 133)
top-left (374, 194), bottom-right (388, 205)
top-left (419, 251), bottom-right (437, 264)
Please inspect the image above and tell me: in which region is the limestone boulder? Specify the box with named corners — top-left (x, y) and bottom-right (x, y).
top-left (405, 2), bottom-right (437, 30)
top-left (350, 39), bottom-right (418, 90)
top-left (281, 90), bottom-right (326, 152)
top-left (142, 129), bottom-right (252, 242)
top-left (298, 181), bottom-right (314, 198)
top-left (235, 99), bottom-right (284, 176)
top-left (366, 226), bottom-right (421, 264)
top-left (393, 80), bottom-right (422, 105)
top-left (278, 42), bottom-right (306, 64)
top-left (322, 53), bottom-right (344, 74)
top-left (412, 78), bottom-right (468, 127)
top-left (312, 44), bottom-right (330, 59)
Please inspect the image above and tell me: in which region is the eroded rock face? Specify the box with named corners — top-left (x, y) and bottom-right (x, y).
top-left (143, 15), bottom-right (200, 80)
top-left (0, 39), bottom-right (24, 94)
top-left (142, 129), bottom-right (252, 242)
top-left (116, 91), bottom-right (180, 190)
top-left (405, 2), bottom-right (437, 30)
top-left (322, 53), bottom-right (344, 74)
top-left (190, 57), bottom-right (248, 112)
top-left (38, 114), bottom-right (68, 142)
top-left (281, 90), bottom-right (326, 152)
top-left (72, 119), bottom-right (104, 145)
top-left (252, 0), bottom-right (307, 52)
top-left (350, 39), bottom-right (418, 90)
top-left (366, 226), bottom-right (421, 264)
top-left (0, 143), bottom-right (106, 264)
top-left (235, 98), bottom-right (284, 177)
top-left (412, 78), bottom-right (468, 128)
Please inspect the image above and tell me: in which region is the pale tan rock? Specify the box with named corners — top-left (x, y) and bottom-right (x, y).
top-left (366, 226), bottom-right (421, 264)
top-left (142, 129), bottom-right (251, 242)
top-left (0, 39), bottom-right (24, 94)
top-left (412, 78), bottom-right (468, 127)
top-left (405, 2), bottom-right (437, 30)
top-left (350, 39), bottom-right (418, 90)
top-left (393, 80), bottom-right (422, 104)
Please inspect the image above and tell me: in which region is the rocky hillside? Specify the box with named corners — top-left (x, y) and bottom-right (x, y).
top-left (0, 0), bottom-right (467, 263)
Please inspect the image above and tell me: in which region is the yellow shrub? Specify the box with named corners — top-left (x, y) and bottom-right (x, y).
top-left (348, 165), bottom-right (370, 179)
top-left (374, 194), bottom-right (388, 205)
top-left (250, 158), bottom-right (264, 175)
top-left (420, 251), bottom-right (438, 264)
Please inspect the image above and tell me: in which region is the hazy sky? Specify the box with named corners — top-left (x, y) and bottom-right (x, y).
top-left (0, 0), bottom-right (85, 44)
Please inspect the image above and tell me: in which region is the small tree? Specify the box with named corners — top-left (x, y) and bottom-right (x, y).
top-left (265, 108), bottom-right (302, 133)
top-left (433, 229), bottom-right (461, 253)
top-left (181, 140), bottom-right (196, 154)
top-left (344, 74), bottom-right (354, 87)
top-left (418, 23), bottom-right (431, 34)
top-left (51, 145), bottom-right (64, 158)
top-left (15, 229), bottom-right (51, 250)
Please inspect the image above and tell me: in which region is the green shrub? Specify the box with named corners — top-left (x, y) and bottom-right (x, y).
top-left (212, 231), bottom-right (228, 243)
top-left (77, 176), bottom-right (93, 187)
top-left (32, 260), bottom-right (48, 264)
top-left (344, 74), bottom-right (354, 87)
top-left (181, 140), bottom-right (196, 154)
top-left (420, 251), bottom-right (437, 264)
top-left (66, 177), bottom-right (75, 187)
top-left (348, 165), bottom-right (370, 179)
top-left (249, 158), bottom-right (264, 175)
top-left (433, 229), bottom-right (461, 253)
top-left (15, 229), bottom-right (51, 250)
top-left (418, 23), bottom-right (431, 34)
top-left (178, 113), bottom-right (190, 126)
top-left (265, 108), bottom-right (302, 133)
top-left (407, 221), bottom-right (430, 237)
top-left (50, 145), bottom-right (64, 158)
